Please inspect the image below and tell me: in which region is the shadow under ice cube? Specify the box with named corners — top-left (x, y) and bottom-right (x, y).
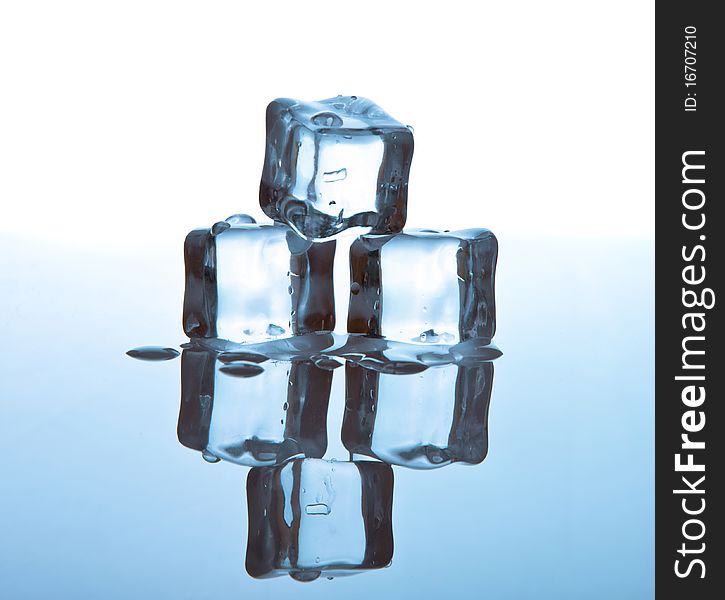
top-left (178, 348), bottom-right (331, 467)
top-left (259, 96), bottom-right (413, 240)
top-left (348, 229), bottom-right (497, 344)
top-left (342, 361), bottom-right (494, 469)
top-left (246, 458), bottom-right (393, 580)
top-left (183, 222), bottom-right (335, 343)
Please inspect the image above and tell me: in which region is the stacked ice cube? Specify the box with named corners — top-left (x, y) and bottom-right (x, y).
top-left (180, 96), bottom-right (499, 581)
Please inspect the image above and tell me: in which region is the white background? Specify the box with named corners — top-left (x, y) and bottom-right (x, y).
top-left (0, 0), bottom-right (653, 248)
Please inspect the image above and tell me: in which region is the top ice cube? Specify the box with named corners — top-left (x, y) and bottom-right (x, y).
top-left (259, 96), bottom-right (413, 240)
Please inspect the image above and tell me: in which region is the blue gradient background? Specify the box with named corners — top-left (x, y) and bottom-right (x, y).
top-left (0, 232), bottom-right (654, 599)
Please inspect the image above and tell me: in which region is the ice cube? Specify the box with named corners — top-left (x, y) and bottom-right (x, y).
top-left (177, 348), bottom-right (331, 467)
top-left (348, 228), bottom-right (497, 344)
top-left (246, 458), bottom-right (393, 580)
top-left (342, 361), bottom-right (494, 469)
top-left (183, 222), bottom-right (336, 343)
top-left (259, 96), bottom-right (413, 240)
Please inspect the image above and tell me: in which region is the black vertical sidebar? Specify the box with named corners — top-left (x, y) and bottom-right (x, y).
top-left (656, 3), bottom-right (722, 599)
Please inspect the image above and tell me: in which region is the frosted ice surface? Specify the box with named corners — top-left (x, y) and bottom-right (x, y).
top-left (260, 96), bottom-right (413, 240)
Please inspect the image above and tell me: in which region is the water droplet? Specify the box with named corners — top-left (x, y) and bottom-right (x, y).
top-left (327, 576), bottom-right (334, 580)
top-left (211, 221), bottom-right (231, 236)
top-left (202, 449), bottom-right (220, 463)
top-left (219, 362), bottom-right (265, 378)
top-left (290, 570), bottom-right (321, 582)
top-left (288, 285), bottom-right (294, 295)
top-left (184, 316), bottom-right (200, 330)
top-left (313, 356), bottom-right (343, 371)
top-left (406, 124), bottom-right (415, 133)
top-left (218, 351), bottom-right (269, 364)
top-left (305, 503), bottom-right (331, 516)
top-left (315, 557), bottom-right (321, 563)
top-left (311, 112), bottom-right (343, 127)
top-left (373, 300), bottom-right (380, 310)
top-left (350, 282), bottom-right (361, 295)
top-left (379, 361), bottom-right (428, 375)
top-left (126, 346), bottom-right (180, 361)
top-left (417, 328), bottom-right (439, 343)
top-left (266, 324), bottom-right (286, 336)
top-left (225, 213), bottom-right (256, 225)
top-left (286, 230), bottom-right (313, 255)
top-left (322, 167), bottom-right (347, 183)
top-left (425, 446), bottom-right (452, 465)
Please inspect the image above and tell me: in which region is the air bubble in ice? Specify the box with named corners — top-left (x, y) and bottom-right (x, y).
top-left (322, 167), bottom-right (347, 183)
top-left (305, 503), bottom-right (331, 516)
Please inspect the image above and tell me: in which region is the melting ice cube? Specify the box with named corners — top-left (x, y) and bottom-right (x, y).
top-left (343, 360), bottom-right (494, 469)
top-left (178, 348), bottom-right (331, 467)
top-left (183, 222), bottom-right (336, 344)
top-left (259, 96), bottom-right (413, 240)
top-left (246, 458), bottom-right (393, 580)
top-left (348, 228), bottom-right (497, 344)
